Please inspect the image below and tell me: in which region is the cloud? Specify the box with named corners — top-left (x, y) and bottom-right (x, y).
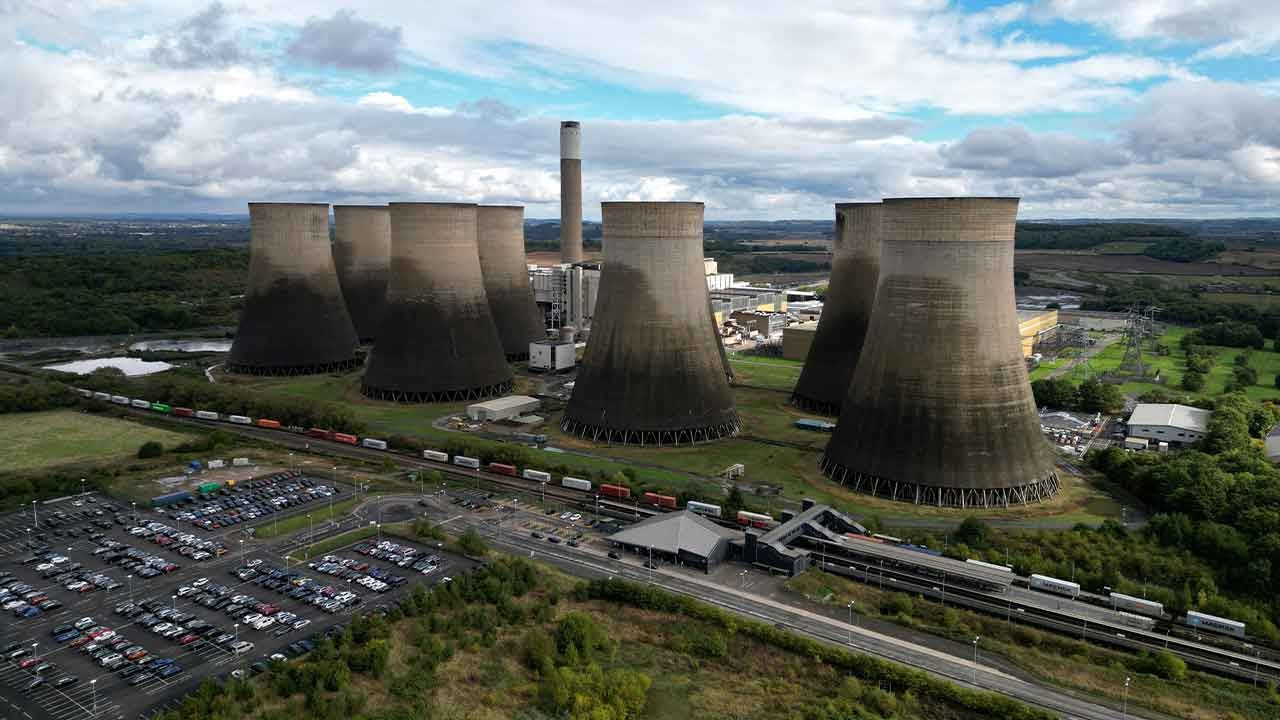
top-left (287, 9), bottom-right (402, 73)
top-left (149, 2), bottom-right (245, 69)
top-left (1034, 1), bottom-right (1280, 58)
top-left (943, 126), bottom-right (1126, 177)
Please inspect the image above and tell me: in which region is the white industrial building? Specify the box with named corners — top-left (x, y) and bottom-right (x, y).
top-left (466, 395), bottom-right (541, 422)
top-left (1126, 403), bottom-right (1211, 448)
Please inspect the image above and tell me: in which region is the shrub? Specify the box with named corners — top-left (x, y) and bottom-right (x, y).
top-left (137, 440), bottom-right (164, 459)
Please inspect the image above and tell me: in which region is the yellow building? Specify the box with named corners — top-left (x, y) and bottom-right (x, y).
top-left (1018, 308), bottom-right (1059, 358)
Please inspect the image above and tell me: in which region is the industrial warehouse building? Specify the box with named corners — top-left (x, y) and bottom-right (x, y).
top-left (782, 321), bottom-right (819, 361)
top-left (607, 511), bottom-right (738, 573)
top-left (732, 500), bottom-right (866, 576)
top-left (1018, 308), bottom-right (1060, 358)
top-left (1126, 403), bottom-right (1211, 447)
top-left (730, 310), bottom-right (786, 337)
top-left (466, 395), bottom-right (541, 422)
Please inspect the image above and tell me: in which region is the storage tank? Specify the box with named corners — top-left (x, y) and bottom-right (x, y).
top-left (791, 202), bottom-right (880, 415)
top-left (821, 198), bottom-right (1057, 507)
top-left (333, 205), bottom-right (391, 343)
top-left (227, 203), bottom-right (360, 375)
top-left (477, 205), bottom-right (545, 360)
top-left (560, 121), bottom-right (583, 264)
top-left (361, 202), bottom-right (513, 402)
top-left (562, 202), bottom-right (738, 445)
top-left (559, 326), bottom-right (576, 344)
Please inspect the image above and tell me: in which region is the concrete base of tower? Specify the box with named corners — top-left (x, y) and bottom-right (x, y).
top-left (820, 456), bottom-right (1060, 508)
top-left (225, 355), bottom-right (363, 377)
top-left (560, 415), bottom-right (741, 447)
top-left (789, 393), bottom-right (841, 417)
top-left (359, 380), bottom-right (513, 404)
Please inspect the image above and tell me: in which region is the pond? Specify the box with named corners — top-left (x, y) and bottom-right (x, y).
top-left (43, 357), bottom-right (175, 376)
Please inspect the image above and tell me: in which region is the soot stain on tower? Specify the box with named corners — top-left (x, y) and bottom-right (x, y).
top-left (333, 205), bottom-right (391, 344)
top-left (477, 205), bottom-right (546, 360)
top-left (361, 202), bottom-right (513, 403)
top-left (791, 202), bottom-right (881, 415)
top-left (562, 202), bottom-right (739, 446)
top-left (227, 202), bottom-right (361, 376)
top-left (821, 197), bottom-right (1057, 508)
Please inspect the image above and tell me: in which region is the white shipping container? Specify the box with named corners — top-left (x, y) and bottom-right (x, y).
top-left (93, 392), bottom-right (111, 401)
top-left (231, 457), bottom-right (250, 467)
top-left (965, 558), bottom-right (1013, 573)
top-left (1029, 573), bottom-right (1080, 598)
top-left (1116, 611), bottom-right (1156, 630)
top-left (1110, 592), bottom-right (1163, 618)
top-left (1186, 610), bottom-right (1246, 638)
top-left (111, 395), bottom-right (130, 405)
top-left (522, 469), bottom-right (551, 483)
top-left (77, 388), bottom-right (93, 398)
top-left (131, 399), bottom-right (151, 409)
top-left (686, 501), bottom-right (722, 518)
top-left (195, 410), bottom-right (219, 421)
top-left (560, 476), bottom-right (592, 492)
top-left (423, 450), bottom-right (449, 463)
top-left (207, 460), bottom-right (226, 469)
top-left (361, 438), bottom-right (388, 451)
top-left (228, 415), bottom-right (251, 425)
top-left (453, 455), bottom-right (480, 469)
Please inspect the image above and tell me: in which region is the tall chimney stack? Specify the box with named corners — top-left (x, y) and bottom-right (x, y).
top-left (560, 121), bottom-right (583, 264)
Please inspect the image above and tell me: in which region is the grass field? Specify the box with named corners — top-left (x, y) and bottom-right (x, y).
top-left (727, 353), bottom-right (802, 392)
top-left (1200, 292), bottom-right (1280, 309)
top-left (1093, 241), bottom-right (1150, 254)
top-left (1090, 325), bottom-right (1280, 402)
top-left (252, 496), bottom-right (360, 538)
top-left (0, 410), bottom-right (195, 473)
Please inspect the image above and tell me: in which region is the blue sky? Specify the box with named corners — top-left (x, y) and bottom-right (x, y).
top-left (0, 1), bottom-right (1278, 218)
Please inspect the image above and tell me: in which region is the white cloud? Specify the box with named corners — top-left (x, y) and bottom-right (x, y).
top-left (1034, 0), bottom-right (1280, 59)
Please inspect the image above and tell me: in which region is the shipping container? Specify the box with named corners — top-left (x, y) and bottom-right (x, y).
top-left (1116, 611), bottom-right (1157, 631)
top-left (308, 428), bottom-right (334, 441)
top-left (228, 415), bottom-right (252, 425)
top-left (599, 483), bottom-right (630, 499)
top-left (737, 510), bottom-right (775, 528)
top-left (657, 494), bottom-right (677, 509)
top-left (847, 533), bottom-right (885, 544)
top-left (561, 476), bottom-right (592, 492)
top-left (422, 450), bottom-right (449, 463)
top-left (1029, 574), bottom-right (1080, 599)
top-left (361, 438), bottom-right (388, 451)
top-left (172, 407), bottom-right (194, 418)
top-left (488, 462), bottom-right (517, 477)
top-left (1185, 610), bottom-right (1246, 638)
top-left (333, 433), bottom-right (358, 445)
top-left (150, 403), bottom-right (171, 414)
top-left (131, 399), bottom-right (151, 409)
top-left (151, 491), bottom-right (193, 508)
top-left (111, 395), bottom-right (129, 405)
top-left (256, 419), bottom-right (281, 429)
top-left (522, 469), bottom-right (551, 483)
top-left (93, 392), bottom-right (111, 402)
top-left (76, 388), bottom-right (93, 398)
top-left (871, 533), bottom-right (903, 544)
top-left (197, 482), bottom-right (222, 495)
top-left (195, 410), bottom-right (219, 421)
top-left (453, 455), bottom-right (480, 469)
top-left (642, 491), bottom-right (662, 506)
top-left (1110, 592), bottom-right (1164, 618)
top-left (965, 558), bottom-right (1013, 573)
top-left (686, 501), bottom-right (721, 518)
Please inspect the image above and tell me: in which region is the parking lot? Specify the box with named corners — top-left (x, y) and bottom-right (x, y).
top-left (0, 491), bottom-right (473, 720)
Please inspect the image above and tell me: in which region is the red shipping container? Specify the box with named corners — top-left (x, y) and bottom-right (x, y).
top-left (600, 483), bottom-right (630, 499)
top-left (333, 432), bottom-right (358, 445)
top-left (488, 463), bottom-right (517, 477)
top-left (642, 491), bottom-right (661, 506)
top-left (256, 418), bottom-right (281, 429)
top-left (658, 494), bottom-right (677, 509)
top-left (308, 428), bottom-right (334, 440)
top-left (172, 407), bottom-right (194, 417)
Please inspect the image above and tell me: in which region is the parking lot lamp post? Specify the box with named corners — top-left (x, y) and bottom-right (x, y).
top-left (90, 678), bottom-right (97, 717)
top-left (131, 501), bottom-right (136, 524)
top-left (32, 642), bottom-right (37, 664)
top-left (594, 494), bottom-right (599, 522)
top-left (80, 478), bottom-right (85, 497)
top-left (307, 513), bottom-right (313, 554)
top-left (1122, 676), bottom-right (1131, 720)
top-left (32, 499), bottom-right (37, 528)
top-left (847, 601), bottom-right (857, 640)
top-left (239, 539), bottom-right (245, 565)
top-left (172, 594), bottom-right (177, 612)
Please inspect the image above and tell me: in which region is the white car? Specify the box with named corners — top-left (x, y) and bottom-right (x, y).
top-left (242, 613), bottom-right (263, 624)
top-left (152, 623), bottom-right (173, 635)
top-left (570, 514), bottom-right (582, 522)
top-left (192, 578), bottom-right (209, 588)
top-left (74, 617), bottom-right (95, 630)
top-left (559, 512), bottom-right (573, 520)
top-left (252, 617), bottom-right (275, 631)
top-left (292, 619), bottom-right (310, 630)
top-left (176, 586), bottom-right (196, 597)
top-left (231, 641), bottom-right (254, 655)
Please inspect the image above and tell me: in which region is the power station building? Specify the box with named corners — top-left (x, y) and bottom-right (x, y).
top-left (791, 202), bottom-right (881, 415)
top-left (477, 205), bottom-right (545, 359)
top-left (821, 197), bottom-right (1057, 507)
top-left (227, 202), bottom-right (361, 376)
top-left (361, 202), bottom-right (513, 402)
top-left (332, 205), bottom-right (391, 343)
top-left (563, 202), bottom-right (739, 446)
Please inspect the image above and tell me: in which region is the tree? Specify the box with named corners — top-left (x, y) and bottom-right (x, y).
top-left (954, 516), bottom-right (990, 548)
top-left (1076, 378), bottom-right (1123, 413)
top-left (1181, 370), bottom-right (1206, 392)
top-left (1233, 365), bottom-right (1258, 388)
top-left (137, 441), bottom-right (164, 459)
top-left (456, 528), bottom-right (488, 557)
top-left (1031, 377), bottom-right (1078, 409)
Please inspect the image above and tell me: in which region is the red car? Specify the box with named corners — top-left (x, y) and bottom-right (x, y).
top-left (18, 658), bottom-right (40, 669)
top-left (178, 634), bottom-right (198, 645)
top-left (70, 636), bottom-right (92, 648)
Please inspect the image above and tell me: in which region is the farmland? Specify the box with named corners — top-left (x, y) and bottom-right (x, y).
top-left (0, 409), bottom-right (195, 473)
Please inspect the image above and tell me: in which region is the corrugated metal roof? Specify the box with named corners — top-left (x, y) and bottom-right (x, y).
top-left (608, 510), bottom-right (737, 557)
top-left (1127, 403), bottom-right (1211, 433)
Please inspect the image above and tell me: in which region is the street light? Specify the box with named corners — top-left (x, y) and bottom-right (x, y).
top-left (127, 574), bottom-right (133, 604)
top-left (847, 601), bottom-right (857, 643)
top-left (738, 569), bottom-right (748, 589)
top-left (972, 636), bottom-right (980, 684)
top-left (80, 478), bottom-right (85, 497)
top-left (172, 595), bottom-right (177, 612)
top-left (32, 499), bottom-right (37, 528)
top-left (90, 678), bottom-right (97, 717)
top-left (1122, 676), bottom-right (1131, 720)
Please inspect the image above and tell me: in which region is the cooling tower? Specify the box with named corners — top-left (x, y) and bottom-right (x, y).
top-left (821, 197), bottom-right (1057, 508)
top-left (360, 203), bottom-right (513, 402)
top-left (477, 205), bottom-right (545, 360)
top-left (560, 121), bottom-right (583, 264)
top-left (562, 202), bottom-right (739, 445)
top-left (227, 203), bottom-right (360, 376)
top-left (790, 202), bottom-right (881, 415)
top-left (333, 205), bottom-right (391, 343)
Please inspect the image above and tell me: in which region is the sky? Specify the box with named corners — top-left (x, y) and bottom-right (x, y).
top-left (1, 1), bottom-right (1278, 219)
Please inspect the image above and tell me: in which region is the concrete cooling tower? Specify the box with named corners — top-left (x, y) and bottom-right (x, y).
top-left (332, 205), bottom-right (391, 343)
top-left (560, 121), bottom-right (583, 264)
top-left (791, 202), bottom-right (881, 415)
top-left (821, 197), bottom-right (1057, 508)
top-left (227, 203), bottom-right (360, 376)
top-left (360, 203), bottom-right (513, 402)
top-left (562, 202), bottom-right (739, 445)
top-left (477, 205), bottom-right (545, 360)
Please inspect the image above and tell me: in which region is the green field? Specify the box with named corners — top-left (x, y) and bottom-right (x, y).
top-left (1199, 292), bottom-right (1280, 309)
top-left (252, 496), bottom-right (360, 538)
top-left (1094, 241), bottom-right (1150, 254)
top-left (1090, 326), bottom-right (1280, 402)
top-left (727, 353), bottom-right (802, 392)
top-left (0, 410), bottom-right (195, 473)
